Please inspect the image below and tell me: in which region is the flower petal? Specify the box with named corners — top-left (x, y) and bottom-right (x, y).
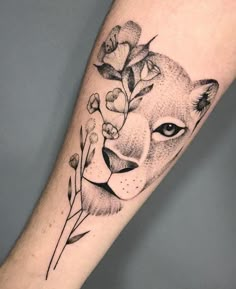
top-left (118, 21), bottom-right (141, 47)
top-left (105, 88), bottom-right (126, 113)
top-left (104, 25), bottom-right (121, 52)
top-left (95, 64), bottom-right (122, 81)
top-left (102, 123), bottom-right (119, 140)
top-left (97, 42), bottom-right (106, 63)
top-left (103, 43), bottom-right (130, 71)
top-left (98, 25), bottom-right (121, 62)
top-left (141, 60), bottom-right (161, 80)
top-left (87, 93), bottom-right (100, 114)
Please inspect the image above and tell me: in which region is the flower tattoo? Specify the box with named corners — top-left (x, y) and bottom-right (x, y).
top-left (102, 123), bottom-right (119, 140)
top-left (105, 88), bottom-right (126, 113)
top-left (69, 153), bottom-right (79, 170)
top-left (87, 93), bottom-right (100, 114)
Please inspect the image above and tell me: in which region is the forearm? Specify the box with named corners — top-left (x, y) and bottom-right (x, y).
top-left (0, 0), bottom-right (236, 289)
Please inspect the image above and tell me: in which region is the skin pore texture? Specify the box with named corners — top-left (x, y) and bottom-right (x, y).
top-left (0, 1), bottom-right (236, 289)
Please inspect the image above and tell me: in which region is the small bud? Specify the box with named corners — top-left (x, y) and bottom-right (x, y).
top-left (69, 153), bottom-right (79, 170)
top-left (87, 93), bottom-right (100, 114)
top-left (85, 118), bottom-right (96, 134)
top-left (89, 132), bottom-right (98, 144)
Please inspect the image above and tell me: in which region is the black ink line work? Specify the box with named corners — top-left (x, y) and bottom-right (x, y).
top-left (46, 20), bottom-right (219, 279)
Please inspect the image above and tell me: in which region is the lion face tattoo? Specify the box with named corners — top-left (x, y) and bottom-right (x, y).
top-left (81, 21), bottom-right (219, 216)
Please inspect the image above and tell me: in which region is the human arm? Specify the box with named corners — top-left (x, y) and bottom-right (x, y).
top-left (0, 0), bottom-right (236, 289)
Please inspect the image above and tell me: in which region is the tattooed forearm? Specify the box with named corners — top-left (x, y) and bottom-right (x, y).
top-left (45, 20), bottom-right (219, 279)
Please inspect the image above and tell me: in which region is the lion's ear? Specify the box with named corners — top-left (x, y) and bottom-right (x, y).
top-left (190, 79), bottom-right (219, 120)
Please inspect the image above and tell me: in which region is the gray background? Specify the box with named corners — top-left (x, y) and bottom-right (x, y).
top-left (0, 1), bottom-right (235, 288)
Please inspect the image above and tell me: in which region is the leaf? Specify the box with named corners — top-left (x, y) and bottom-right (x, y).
top-left (94, 64), bottom-right (121, 81)
top-left (141, 62), bottom-right (149, 79)
top-left (68, 177), bottom-right (72, 204)
top-left (127, 35), bottom-right (157, 67)
top-left (127, 67), bottom-right (135, 92)
top-left (127, 45), bottom-right (149, 67)
top-left (67, 231), bottom-right (90, 245)
top-left (80, 126), bottom-right (84, 151)
top-left (135, 84), bottom-right (154, 98)
top-left (85, 148), bottom-right (96, 168)
top-left (129, 97), bottom-right (143, 112)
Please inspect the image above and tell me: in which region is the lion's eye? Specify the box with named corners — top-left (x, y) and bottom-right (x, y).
top-left (154, 123), bottom-right (185, 137)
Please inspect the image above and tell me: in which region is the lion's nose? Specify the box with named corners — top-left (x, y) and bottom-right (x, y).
top-left (102, 147), bottom-right (138, 174)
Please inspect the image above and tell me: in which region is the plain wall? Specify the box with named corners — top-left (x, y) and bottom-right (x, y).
top-left (0, 1), bottom-right (235, 288)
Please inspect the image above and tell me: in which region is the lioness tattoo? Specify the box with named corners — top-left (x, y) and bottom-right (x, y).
top-left (46, 21), bottom-right (219, 279)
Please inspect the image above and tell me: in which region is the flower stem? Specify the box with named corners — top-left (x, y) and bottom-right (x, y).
top-left (45, 187), bottom-right (81, 280)
top-left (53, 243), bottom-right (67, 270)
top-left (98, 108), bottom-right (105, 123)
top-left (119, 82), bottom-right (130, 131)
top-left (68, 208), bottom-right (82, 220)
top-left (72, 212), bottom-right (89, 233)
top-left (74, 169), bottom-right (77, 195)
top-left (53, 211), bottom-right (89, 270)
top-left (45, 209), bottom-right (70, 280)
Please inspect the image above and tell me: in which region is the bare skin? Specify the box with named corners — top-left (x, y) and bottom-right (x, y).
top-left (0, 1), bottom-right (236, 289)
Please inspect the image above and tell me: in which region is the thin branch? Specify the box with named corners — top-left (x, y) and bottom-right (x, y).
top-left (53, 210), bottom-right (86, 270)
top-left (68, 209), bottom-right (82, 220)
top-left (98, 108), bottom-right (105, 123)
top-left (53, 243), bottom-right (67, 270)
top-left (46, 178), bottom-right (80, 279)
top-left (72, 213), bottom-right (90, 233)
top-left (45, 208), bottom-right (70, 280)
